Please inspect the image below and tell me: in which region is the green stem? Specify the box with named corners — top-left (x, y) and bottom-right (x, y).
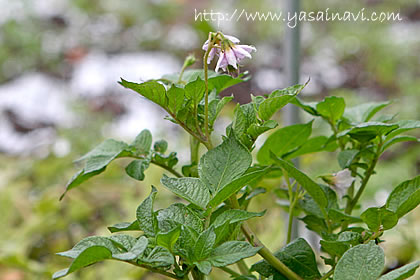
top-left (218, 266), bottom-right (241, 277)
top-left (203, 33), bottom-right (214, 149)
top-left (229, 196), bottom-right (303, 280)
top-left (150, 159), bottom-right (183, 178)
top-left (236, 259), bottom-right (249, 275)
top-left (287, 197), bottom-right (298, 244)
top-left (346, 141), bottom-right (383, 215)
top-left (320, 269), bottom-right (334, 280)
top-left (178, 64), bottom-right (188, 84)
top-left (122, 260), bottom-right (181, 279)
top-left (190, 136), bottom-right (200, 165)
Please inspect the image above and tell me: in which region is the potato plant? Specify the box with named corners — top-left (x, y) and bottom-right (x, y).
top-left (54, 32), bottom-right (420, 280)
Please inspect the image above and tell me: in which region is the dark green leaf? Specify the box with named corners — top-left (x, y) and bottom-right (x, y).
top-left (284, 136), bottom-right (331, 159)
top-left (251, 238), bottom-right (321, 280)
top-left (338, 122), bottom-right (398, 142)
top-left (316, 96), bottom-right (345, 122)
top-left (334, 241), bottom-right (385, 280)
top-left (338, 149), bottom-right (359, 169)
top-left (199, 135), bottom-right (252, 193)
top-left (382, 136), bottom-right (419, 151)
top-left (212, 209), bottom-right (266, 228)
top-left (247, 120), bottom-right (278, 140)
top-left (131, 129), bottom-right (152, 154)
top-left (386, 120), bottom-right (420, 139)
top-left (161, 175), bottom-right (210, 209)
top-left (167, 85), bottom-right (185, 114)
top-left (257, 121), bottom-right (313, 165)
top-left (209, 96), bottom-right (233, 126)
top-left (328, 209), bottom-right (363, 224)
top-left (156, 203), bottom-right (203, 233)
top-left (361, 207), bottom-right (398, 231)
top-left (344, 101), bottom-right (391, 123)
top-left (208, 241), bottom-right (261, 267)
top-left (120, 79), bottom-right (168, 108)
top-left (193, 227), bottom-right (216, 261)
top-left (258, 84), bottom-right (306, 121)
top-left (270, 156), bottom-right (328, 210)
top-left (196, 261), bottom-right (212, 275)
top-left (107, 220), bottom-right (140, 233)
top-left (209, 167), bottom-right (271, 207)
top-left (386, 175), bottom-right (420, 218)
top-left (112, 236), bottom-right (148, 261)
top-left (185, 77), bottom-right (205, 104)
top-left (136, 187), bottom-right (158, 237)
top-left (140, 246), bottom-right (174, 267)
top-left (125, 159), bottom-right (150, 181)
top-left (378, 261), bottom-right (420, 280)
top-left (156, 226), bottom-right (181, 252)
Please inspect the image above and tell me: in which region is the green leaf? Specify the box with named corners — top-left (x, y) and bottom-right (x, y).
top-left (386, 175), bottom-right (420, 218)
top-left (209, 96), bottom-right (233, 126)
top-left (271, 156), bottom-right (328, 210)
top-left (156, 203), bottom-right (203, 233)
top-left (382, 135), bottom-right (419, 151)
top-left (62, 139), bottom-right (130, 199)
top-left (208, 241), bottom-right (261, 267)
top-left (107, 220), bottom-right (140, 233)
top-left (291, 97), bottom-right (319, 116)
top-left (161, 175), bottom-right (210, 209)
top-left (361, 207), bottom-right (398, 231)
top-left (53, 246), bottom-right (114, 279)
top-left (386, 120), bottom-right (420, 139)
top-left (167, 85), bottom-right (185, 114)
top-left (125, 159), bottom-right (150, 181)
top-left (338, 149), bottom-right (359, 169)
top-left (284, 136), bottom-right (332, 159)
top-left (258, 84), bottom-right (306, 121)
top-left (316, 96), bottom-right (345, 122)
top-left (156, 226), bottom-right (181, 252)
top-left (344, 101), bottom-right (391, 123)
top-left (154, 140), bottom-right (168, 153)
top-left (212, 209), bottom-right (266, 228)
top-left (257, 121), bottom-right (313, 165)
top-left (140, 246), bottom-right (174, 267)
top-left (61, 168), bottom-right (105, 200)
top-left (328, 209), bottom-right (363, 224)
top-left (209, 167), bottom-right (271, 207)
top-left (131, 129), bottom-right (152, 154)
top-left (301, 215), bottom-right (328, 235)
top-left (136, 187), bottom-right (158, 237)
top-left (57, 236), bottom-right (119, 259)
top-left (196, 261), bottom-right (212, 275)
top-left (247, 120), bottom-right (278, 140)
top-left (120, 79), bottom-right (168, 108)
top-left (194, 227), bottom-right (216, 261)
top-left (251, 238), bottom-right (320, 280)
top-left (378, 261), bottom-right (420, 280)
top-left (185, 77), bottom-right (205, 104)
top-left (338, 122), bottom-right (398, 142)
top-left (199, 135), bottom-right (252, 193)
top-left (334, 241), bottom-right (385, 280)
top-left (112, 236), bottom-right (148, 261)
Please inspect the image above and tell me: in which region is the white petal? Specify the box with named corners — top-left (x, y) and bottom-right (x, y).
top-left (236, 44), bottom-right (256, 53)
top-left (215, 52), bottom-right (228, 72)
top-left (225, 49), bottom-right (238, 69)
top-left (233, 46), bottom-right (252, 60)
top-left (207, 48), bottom-right (217, 64)
top-left (225, 35), bottom-right (240, 43)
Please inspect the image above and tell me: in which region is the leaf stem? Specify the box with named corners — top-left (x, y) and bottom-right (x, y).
top-left (346, 140), bottom-right (383, 215)
top-left (229, 196), bottom-right (303, 280)
top-left (218, 266), bottom-right (241, 277)
top-left (150, 159), bottom-right (183, 178)
top-left (123, 260), bottom-right (181, 279)
top-left (203, 32), bottom-right (214, 149)
top-left (236, 259), bottom-right (250, 275)
top-left (319, 269), bottom-right (334, 280)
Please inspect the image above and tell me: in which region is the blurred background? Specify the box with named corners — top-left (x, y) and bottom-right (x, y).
top-left (0, 0), bottom-right (419, 279)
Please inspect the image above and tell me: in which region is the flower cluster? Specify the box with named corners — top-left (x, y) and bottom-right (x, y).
top-left (202, 33), bottom-right (256, 72)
